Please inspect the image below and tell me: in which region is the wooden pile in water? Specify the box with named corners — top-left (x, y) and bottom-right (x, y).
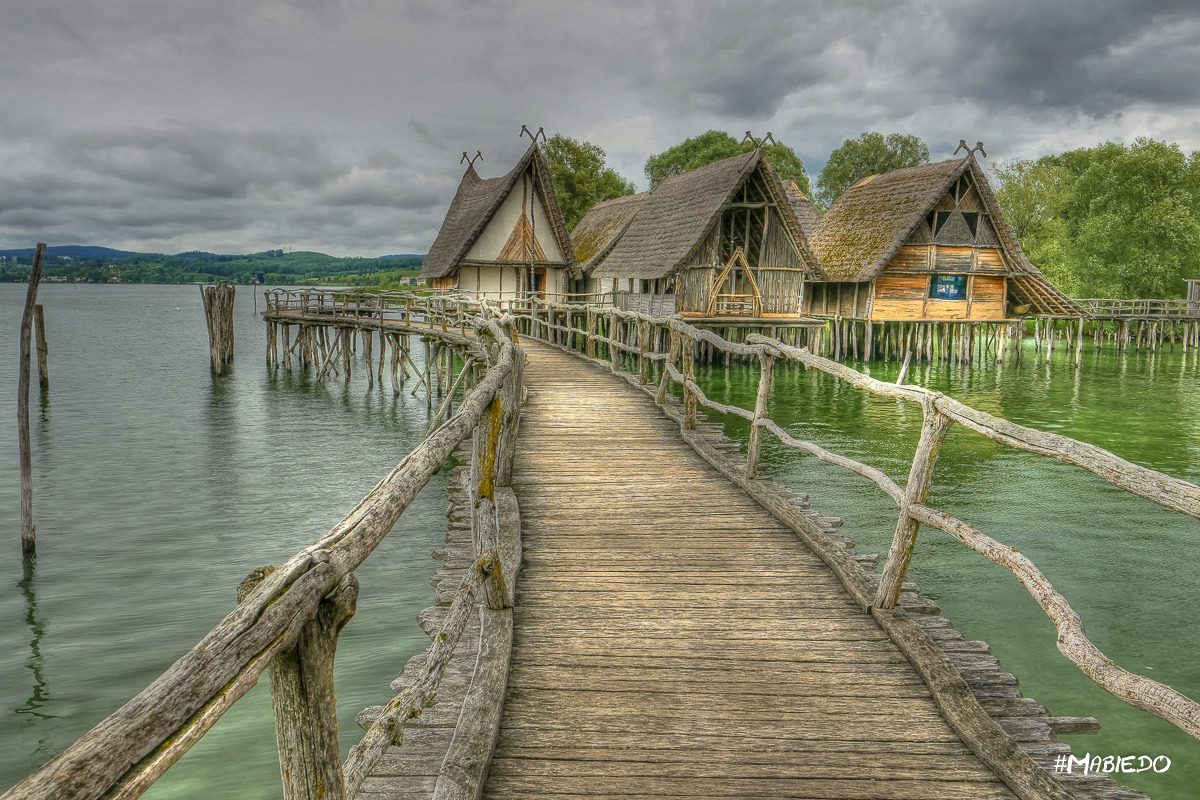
top-left (200, 283), bottom-right (236, 375)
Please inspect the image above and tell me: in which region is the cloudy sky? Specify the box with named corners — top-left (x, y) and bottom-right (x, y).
top-left (3, 0), bottom-right (1199, 255)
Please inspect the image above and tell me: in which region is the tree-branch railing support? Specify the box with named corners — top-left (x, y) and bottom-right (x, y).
top-left (502, 298), bottom-right (1200, 746)
top-left (874, 396), bottom-right (953, 609)
top-left (745, 349), bottom-right (775, 480)
top-left (3, 297), bottom-right (524, 800)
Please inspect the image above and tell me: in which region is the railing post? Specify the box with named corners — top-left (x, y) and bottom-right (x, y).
top-left (745, 349), bottom-right (775, 479)
top-left (874, 396), bottom-right (953, 609)
top-left (638, 320), bottom-right (650, 384)
top-left (495, 322), bottom-right (523, 489)
top-left (234, 567), bottom-right (359, 800)
top-left (480, 550), bottom-right (511, 611)
top-left (683, 336), bottom-right (698, 430)
top-left (472, 395), bottom-right (503, 555)
top-left (609, 309), bottom-right (619, 373)
top-left (656, 330), bottom-right (679, 405)
top-left (586, 309), bottom-right (597, 359)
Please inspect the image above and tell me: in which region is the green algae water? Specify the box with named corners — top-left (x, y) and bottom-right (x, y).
top-left (689, 335), bottom-right (1200, 799)
top-left (0, 284), bottom-right (447, 798)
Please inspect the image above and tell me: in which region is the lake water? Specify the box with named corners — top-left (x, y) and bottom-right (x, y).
top-left (2, 285), bottom-right (1198, 799)
top-left (0, 284), bottom-right (447, 798)
top-left (687, 330), bottom-right (1200, 799)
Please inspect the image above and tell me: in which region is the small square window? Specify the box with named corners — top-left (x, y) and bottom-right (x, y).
top-left (930, 274), bottom-right (967, 300)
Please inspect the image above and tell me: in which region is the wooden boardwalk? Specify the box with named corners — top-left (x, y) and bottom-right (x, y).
top-left (483, 341), bottom-right (1018, 799)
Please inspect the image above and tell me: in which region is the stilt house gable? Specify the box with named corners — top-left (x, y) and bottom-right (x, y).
top-left (783, 180), bottom-right (822, 240)
top-left (593, 150), bottom-right (822, 280)
top-left (811, 157), bottom-right (1079, 316)
top-left (420, 143), bottom-right (578, 280)
top-left (570, 191), bottom-right (649, 275)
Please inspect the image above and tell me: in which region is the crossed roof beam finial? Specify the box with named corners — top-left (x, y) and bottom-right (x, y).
top-left (955, 139), bottom-right (987, 159)
top-left (519, 124), bottom-right (547, 145)
top-left (460, 150), bottom-right (483, 167)
top-left (742, 131), bottom-right (777, 148)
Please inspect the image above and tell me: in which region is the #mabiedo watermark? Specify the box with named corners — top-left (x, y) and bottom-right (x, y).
top-left (1054, 752), bottom-right (1172, 775)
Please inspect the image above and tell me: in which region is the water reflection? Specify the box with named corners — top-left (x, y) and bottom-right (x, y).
top-left (15, 556), bottom-right (56, 727)
top-left (203, 377), bottom-right (241, 503)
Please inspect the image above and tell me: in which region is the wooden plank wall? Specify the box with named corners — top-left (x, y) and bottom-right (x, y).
top-left (873, 274), bottom-right (1005, 321)
top-left (757, 269), bottom-right (804, 315)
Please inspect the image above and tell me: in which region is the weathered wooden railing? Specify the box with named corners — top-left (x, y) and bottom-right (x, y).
top-left (3, 297), bottom-right (523, 800)
top-left (1078, 297), bottom-right (1200, 319)
top-left (508, 297), bottom-right (1200, 797)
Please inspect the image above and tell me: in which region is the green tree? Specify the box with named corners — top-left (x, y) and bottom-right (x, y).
top-left (1066, 139), bottom-right (1200, 298)
top-left (643, 130), bottom-right (812, 195)
top-left (992, 158), bottom-right (1076, 292)
top-left (993, 138), bottom-right (1200, 298)
top-left (816, 132), bottom-right (930, 208)
top-left (542, 134), bottom-right (635, 230)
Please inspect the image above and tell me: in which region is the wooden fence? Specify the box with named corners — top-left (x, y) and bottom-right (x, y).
top-left (1078, 297), bottom-right (1199, 319)
top-left (11, 288), bottom-right (1199, 800)
top-left (2, 298), bottom-right (524, 800)
top-left (509, 297), bottom-right (1200, 750)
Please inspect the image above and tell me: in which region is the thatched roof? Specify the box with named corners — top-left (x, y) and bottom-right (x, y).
top-left (811, 157), bottom-right (1081, 316)
top-left (783, 180), bottom-right (822, 239)
top-left (570, 191), bottom-right (649, 275)
top-left (811, 159), bottom-right (968, 283)
top-left (420, 143), bottom-right (577, 279)
top-left (594, 150), bottom-right (821, 280)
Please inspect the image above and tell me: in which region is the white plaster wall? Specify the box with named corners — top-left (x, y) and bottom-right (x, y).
top-left (459, 266), bottom-right (479, 292)
top-left (463, 169), bottom-right (563, 263)
top-left (531, 189), bottom-right (564, 262)
top-left (478, 266), bottom-right (502, 296)
top-left (465, 183), bottom-right (523, 261)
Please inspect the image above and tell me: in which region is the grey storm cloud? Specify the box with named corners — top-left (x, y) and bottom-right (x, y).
top-left (1, 0), bottom-right (1198, 255)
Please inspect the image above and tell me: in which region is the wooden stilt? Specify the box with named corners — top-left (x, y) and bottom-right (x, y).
top-left (33, 304), bottom-right (49, 390)
top-left (19, 243), bottom-right (46, 556)
top-left (201, 283), bottom-right (236, 375)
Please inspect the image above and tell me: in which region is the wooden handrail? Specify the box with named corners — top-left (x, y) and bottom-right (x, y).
top-left (342, 551), bottom-right (509, 797)
top-left (1077, 297), bottom-right (1199, 318)
top-left (512, 298), bottom-right (1200, 743)
top-left (4, 299), bottom-right (524, 800)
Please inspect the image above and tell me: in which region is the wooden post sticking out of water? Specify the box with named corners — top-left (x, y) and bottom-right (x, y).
top-left (18, 243), bottom-right (46, 556)
top-left (200, 283), bottom-right (236, 375)
top-left (34, 305), bottom-right (49, 390)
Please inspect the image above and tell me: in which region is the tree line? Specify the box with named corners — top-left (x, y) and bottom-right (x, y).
top-left (542, 130), bottom-right (1200, 299)
top-left (0, 250), bottom-right (425, 286)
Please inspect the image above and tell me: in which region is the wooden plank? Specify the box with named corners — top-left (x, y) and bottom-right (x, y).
top-left (480, 341), bottom-right (1024, 800)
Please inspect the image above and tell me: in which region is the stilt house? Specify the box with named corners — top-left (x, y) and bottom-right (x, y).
top-left (587, 149), bottom-right (824, 317)
top-left (420, 143), bottom-right (578, 299)
top-left (805, 156), bottom-right (1080, 321)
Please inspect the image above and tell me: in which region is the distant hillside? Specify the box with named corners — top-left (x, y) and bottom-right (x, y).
top-left (0, 247), bottom-right (426, 287)
top-left (0, 245), bottom-right (137, 259)
top-left (379, 253), bottom-right (427, 259)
